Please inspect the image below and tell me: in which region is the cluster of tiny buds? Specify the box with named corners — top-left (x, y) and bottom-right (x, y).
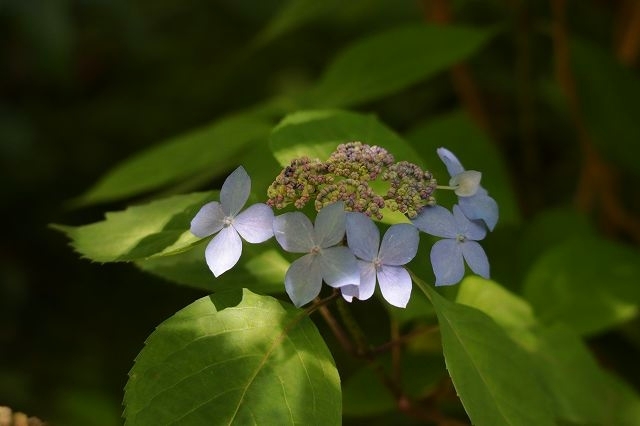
top-left (383, 161), bottom-right (437, 218)
top-left (266, 142), bottom-right (437, 219)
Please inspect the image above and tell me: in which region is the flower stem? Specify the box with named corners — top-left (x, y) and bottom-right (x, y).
top-left (336, 298), bottom-right (369, 355)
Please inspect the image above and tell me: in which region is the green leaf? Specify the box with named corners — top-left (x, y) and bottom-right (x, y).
top-left (386, 288), bottom-right (436, 325)
top-left (124, 289), bottom-right (341, 425)
top-left (53, 192), bottom-right (215, 262)
top-left (253, 0), bottom-right (341, 46)
top-left (417, 281), bottom-right (555, 426)
top-left (406, 111), bottom-right (520, 227)
top-left (136, 241), bottom-right (288, 295)
top-left (523, 237), bottom-right (640, 336)
top-left (456, 277), bottom-right (623, 424)
top-left (455, 277), bottom-right (537, 339)
top-left (602, 371), bottom-right (640, 425)
top-left (270, 109), bottom-right (424, 167)
top-left (309, 24), bottom-right (496, 107)
top-left (571, 38), bottom-right (640, 175)
top-left (77, 112), bottom-right (272, 205)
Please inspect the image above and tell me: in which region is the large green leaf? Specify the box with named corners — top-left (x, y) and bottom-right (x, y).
top-left (270, 109), bottom-right (423, 167)
top-left (456, 277), bottom-right (609, 424)
top-left (124, 289), bottom-right (341, 425)
top-left (77, 112), bottom-right (272, 205)
top-left (523, 237), bottom-right (640, 336)
top-left (571, 38), bottom-right (640, 175)
top-left (309, 24), bottom-right (496, 107)
top-left (406, 111), bottom-right (520, 227)
top-left (53, 192), bottom-right (215, 262)
top-left (417, 281), bottom-right (555, 426)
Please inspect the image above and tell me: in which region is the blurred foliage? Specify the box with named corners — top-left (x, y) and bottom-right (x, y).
top-left (3, 0), bottom-right (640, 424)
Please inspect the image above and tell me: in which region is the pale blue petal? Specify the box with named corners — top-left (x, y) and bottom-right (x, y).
top-left (285, 254), bottom-right (323, 307)
top-left (377, 265), bottom-right (412, 308)
top-left (314, 202), bottom-right (346, 248)
top-left (430, 239), bottom-right (465, 286)
top-left (233, 203), bottom-right (274, 243)
top-left (273, 212), bottom-right (315, 253)
top-left (190, 201), bottom-right (225, 238)
top-left (320, 246), bottom-right (360, 288)
top-left (411, 205), bottom-right (457, 239)
top-left (220, 166), bottom-right (251, 216)
top-left (346, 212), bottom-right (379, 262)
top-left (452, 205), bottom-right (486, 241)
top-left (458, 189), bottom-right (499, 231)
top-left (437, 147), bottom-right (465, 176)
top-left (340, 285), bottom-right (358, 303)
top-left (462, 241), bottom-right (490, 279)
top-left (205, 226), bottom-right (242, 277)
top-left (355, 261), bottom-right (377, 301)
top-left (379, 224), bottom-right (419, 266)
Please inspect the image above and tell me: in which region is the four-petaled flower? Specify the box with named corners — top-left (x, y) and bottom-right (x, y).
top-left (412, 204), bottom-right (489, 286)
top-left (341, 213), bottom-right (419, 308)
top-left (437, 147), bottom-right (499, 231)
top-left (190, 166), bottom-right (275, 277)
top-left (273, 202), bottom-right (360, 307)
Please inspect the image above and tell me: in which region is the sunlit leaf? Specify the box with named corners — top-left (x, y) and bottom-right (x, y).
top-left (418, 282), bottom-right (555, 426)
top-left (571, 38), bottom-right (640, 175)
top-left (136, 241), bottom-right (288, 295)
top-left (124, 289), bottom-right (341, 425)
top-left (309, 24), bottom-right (497, 107)
top-left (407, 111), bottom-right (520, 227)
top-left (53, 192), bottom-right (215, 262)
top-left (523, 237), bottom-right (640, 336)
top-left (270, 109), bottom-right (423, 167)
top-left (77, 112), bottom-right (272, 205)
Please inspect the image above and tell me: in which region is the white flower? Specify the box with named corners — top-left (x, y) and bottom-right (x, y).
top-left (190, 166), bottom-right (274, 277)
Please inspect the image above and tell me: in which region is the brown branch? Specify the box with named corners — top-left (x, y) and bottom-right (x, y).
top-left (551, 0), bottom-right (640, 243)
top-left (616, 0), bottom-right (640, 65)
top-left (313, 296), bottom-right (356, 354)
top-left (314, 296), bottom-right (464, 424)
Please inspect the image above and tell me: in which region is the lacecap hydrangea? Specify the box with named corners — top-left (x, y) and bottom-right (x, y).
top-left (190, 142), bottom-right (498, 308)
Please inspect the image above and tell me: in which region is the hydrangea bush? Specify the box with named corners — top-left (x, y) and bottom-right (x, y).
top-left (53, 15), bottom-right (640, 425)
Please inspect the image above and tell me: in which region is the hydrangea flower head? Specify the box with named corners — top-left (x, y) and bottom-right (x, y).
top-left (342, 213), bottom-right (419, 308)
top-left (267, 142), bottom-right (436, 220)
top-left (437, 147), bottom-right (499, 230)
top-left (273, 202), bottom-right (360, 307)
top-left (412, 204), bottom-right (489, 286)
top-left (190, 166), bottom-right (274, 277)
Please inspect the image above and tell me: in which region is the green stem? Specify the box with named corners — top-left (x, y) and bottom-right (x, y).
top-left (336, 298), bottom-right (369, 355)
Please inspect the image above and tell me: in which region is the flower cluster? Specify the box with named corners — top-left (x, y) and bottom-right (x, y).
top-left (191, 144), bottom-right (498, 308)
top-left (266, 142), bottom-right (436, 220)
